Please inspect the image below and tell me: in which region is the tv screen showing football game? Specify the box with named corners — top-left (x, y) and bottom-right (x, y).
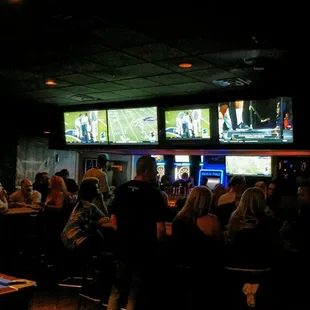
top-left (108, 107), bottom-right (158, 144)
top-left (226, 156), bottom-right (272, 177)
top-left (165, 108), bottom-right (211, 140)
top-left (64, 110), bottom-right (108, 144)
top-left (218, 97), bottom-right (293, 144)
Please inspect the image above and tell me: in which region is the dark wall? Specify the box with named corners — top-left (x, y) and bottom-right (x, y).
top-left (1, 98), bottom-right (60, 191)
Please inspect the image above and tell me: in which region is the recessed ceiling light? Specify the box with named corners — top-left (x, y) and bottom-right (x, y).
top-left (45, 79), bottom-right (57, 86)
top-left (178, 63), bottom-right (193, 69)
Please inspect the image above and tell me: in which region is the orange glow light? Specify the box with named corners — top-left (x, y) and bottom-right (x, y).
top-left (45, 80), bottom-right (57, 86)
top-left (44, 131), bottom-right (51, 134)
top-left (178, 63), bottom-right (193, 69)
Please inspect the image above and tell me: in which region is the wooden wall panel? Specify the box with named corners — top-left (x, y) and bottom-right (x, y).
top-left (16, 137), bottom-right (78, 188)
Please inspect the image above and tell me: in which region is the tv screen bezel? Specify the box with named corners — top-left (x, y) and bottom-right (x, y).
top-left (218, 97), bottom-right (294, 146)
top-left (225, 155), bottom-right (272, 177)
top-left (162, 104), bottom-right (216, 146)
top-left (63, 109), bottom-right (108, 146)
top-left (107, 106), bottom-right (159, 145)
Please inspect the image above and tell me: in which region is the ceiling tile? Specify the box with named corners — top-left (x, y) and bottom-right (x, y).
top-left (0, 69), bottom-right (41, 80)
top-left (123, 43), bottom-right (188, 61)
top-left (59, 86), bottom-right (102, 94)
top-left (15, 79), bottom-right (72, 92)
top-left (146, 73), bottom-right (195, 85)
top-left (86, 51), bottom-right (143, 67)
top-left (85, 82), bottom-right (127, 92)
top-left (183, 68), bottom-right (234, 83)
top-left (142, 85), bottom-right (178, 95)
top-left (173, 82), bottom-right (213, 92)
top-left (25, 88), bottom-right (73, 99)
top-left (64, 60), bottom-right (107, 73)
top-left (112, 89), bottom-right (149, 97)
top-left (59, 74), bottom-right (101, 85)
top-left (41, 97), bottom-right (80, 104)
top-left (87, 92), bottom-right (124, 100)
top-left (117, 63), bottom-right (170, 79)
top-left (116, 78), bottom-right (161, 88)
top-left (92, 26), bottom-right (154, 48)
top-left (157, 56), bottom-right (214, 72)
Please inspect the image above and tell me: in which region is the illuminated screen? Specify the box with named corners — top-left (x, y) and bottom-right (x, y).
top-left (175, 155), bottom-right (190, 163)
top-left (108, 107), bottom-right (158, 144)
top-left (218, 97), bottom-right (293, 144)
top-left (64, 110), bottom-right (107, 144)
top-left (165, 108), bottom-right (211, 140)
top-left (226, 156), bottom-right (272, 177)
top-left (152, 155), bottom-right (165, 164)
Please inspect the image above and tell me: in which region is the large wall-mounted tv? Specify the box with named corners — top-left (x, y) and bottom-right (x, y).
top-left (64, 110), bottom-right (108, 144)
top-left (108, 107), bottom-right (158, 144)
top-left (218, 97), bottom-right (293, 144)
top-left (226, 156), bottom-right (272, 177)
top-left (165, 108), bottom-right (211, 140)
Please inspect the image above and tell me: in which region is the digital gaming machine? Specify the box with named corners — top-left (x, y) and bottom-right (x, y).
top-left (198, 156), bottom-right (226, 189)
top-left (174, 155), bottom-right (191, 181)
top-left (151, 155), bottom-right (166, 179)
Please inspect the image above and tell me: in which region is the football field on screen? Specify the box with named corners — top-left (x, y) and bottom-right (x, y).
top-left (64, 111), bottom-right (107, 143)
top-left (108, 108), bottom-right (158, 143)
top-left (165, 109), bottom-right (210, 138)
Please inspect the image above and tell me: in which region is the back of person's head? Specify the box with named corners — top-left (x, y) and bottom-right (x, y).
top-left (136, 156), bottom-right (157, 182)
top-left (235, 187), bottom-right (266, 219)
top-left (175, 186), bottom-right (213, 222)
top-left (229, 175), bottom-right (246, 188)
top-left (49, 175), bottom-right (67, 193)
top-left (60, 169), bottom-right (69, 177)
top-left (255, 181), bottom-right (267, 196)
top-left (97, 154), bottom-right (109, 169)
top-left (181, 172), bottom-right (189, 180)
top-left (79, 177), bottom-right (99, 202)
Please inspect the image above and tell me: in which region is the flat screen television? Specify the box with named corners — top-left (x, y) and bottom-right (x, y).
top-left (165, 108), bottom-right (211, 140)
top-left (108, 107), bottom-right (158, 144)
top-left (226, 156), bottom-right (272, 177)
top-left (218, 97), bottom-right (293, 144)
top-left (64, 110), bottom-right (108, 144)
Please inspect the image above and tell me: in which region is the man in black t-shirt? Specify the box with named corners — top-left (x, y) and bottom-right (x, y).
top-left (108, 156), bottom-right (166, 310)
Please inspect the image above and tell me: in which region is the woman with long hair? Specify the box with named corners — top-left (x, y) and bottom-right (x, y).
top-left (227, 187), bottom-right (278, 268)
top-left (45, 175), bottom-right (68, 209)
top-left (172, 186), bottom-right (222, 264)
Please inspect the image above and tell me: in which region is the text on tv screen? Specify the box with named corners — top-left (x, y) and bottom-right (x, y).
top-left (218, 97), bottom-right (293, 144)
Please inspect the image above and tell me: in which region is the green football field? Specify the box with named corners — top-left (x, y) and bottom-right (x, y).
top-left (108, 107), bottom-right (158, 143)
top-left (64, 111), bottom-right (107, 143)
top-left (165, 109), bottom-right (210, 139)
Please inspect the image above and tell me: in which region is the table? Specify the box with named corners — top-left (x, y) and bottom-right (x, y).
top-left (6, 208), bottom-right (39, 215)
top-left (0, 273), bottom-right (36, 309)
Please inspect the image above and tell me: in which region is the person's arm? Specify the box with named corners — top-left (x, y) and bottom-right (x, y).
top-left (0, 195), bottom-right (8, 213)
top-left (27, 191), bottom-right (42, 209)
top-left (98, 173), bottom-right (110, 201)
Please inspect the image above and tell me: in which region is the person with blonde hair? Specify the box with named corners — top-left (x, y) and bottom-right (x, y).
top-left (173, 186), bottom-right (222, 257)
top-left (172, 186), bottom-right (224, 308)
top-left (227, 187), bottom-right (277, 269)
top-left (255, 181), bottom-right (267, 198)
top-left (45, 175), bottom-right (68, 209)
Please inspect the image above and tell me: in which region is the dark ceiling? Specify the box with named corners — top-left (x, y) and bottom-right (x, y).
top-left (0, 1), bottom-right (292, 107)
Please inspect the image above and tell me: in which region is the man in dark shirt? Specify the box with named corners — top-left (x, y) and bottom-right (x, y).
top-left (108, 155), bottom-right (166, 310)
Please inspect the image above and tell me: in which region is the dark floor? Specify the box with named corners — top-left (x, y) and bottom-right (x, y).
top-left (29, 289), bottom-right (107, 310)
